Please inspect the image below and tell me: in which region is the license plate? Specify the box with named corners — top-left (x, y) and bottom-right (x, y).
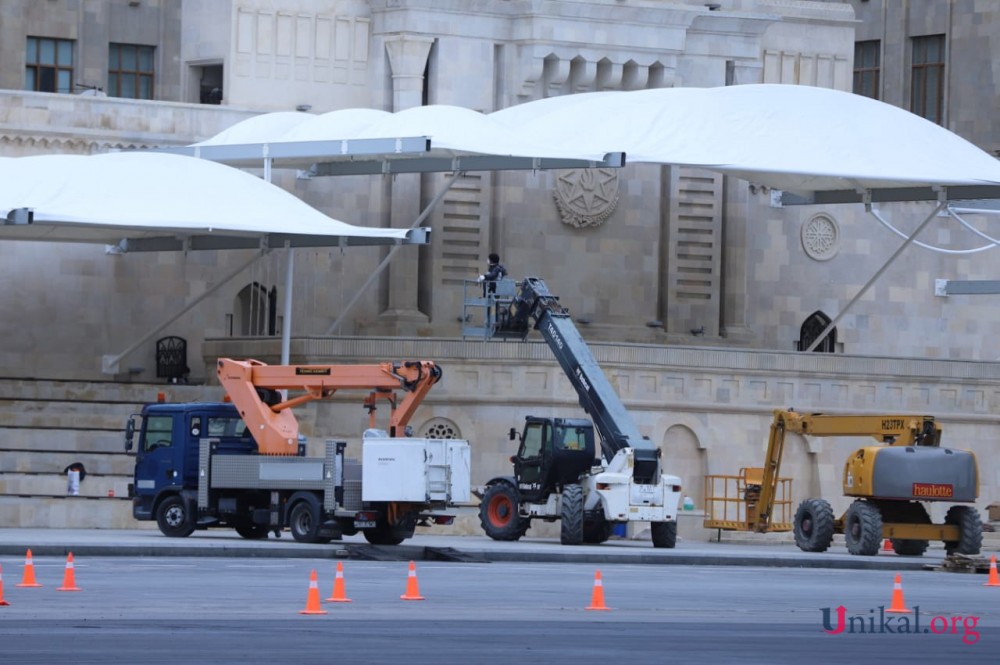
top-left (355, 519), bottom-right (376, 529)
top-left (637, 484), bottom-right (657, 495)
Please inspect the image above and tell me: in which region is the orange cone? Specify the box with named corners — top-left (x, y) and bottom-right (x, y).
top-left (0, 564), bottom-right (10, 606)
top-left (882, 539), bottom-right (894, 553)
top-left (298, 569), bottom-right (328, 615)
top-left (585, 569), bottom-right (611, 611)
top-left (400, 561), bottom-right (425, 601)
top-left (16, 549), bottom-right (42, 588)
top-left (885, 573), bottom-right (912, 614)
top-left (985, 555), bottom-right (1000, 588)
top-left (57, 552), bottom-right (81, 592)
top-left (325, 561), bottom-right (352, 603)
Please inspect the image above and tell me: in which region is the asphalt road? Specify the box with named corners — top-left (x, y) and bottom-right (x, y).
top-left (1, 556), bottom-right (997, 664)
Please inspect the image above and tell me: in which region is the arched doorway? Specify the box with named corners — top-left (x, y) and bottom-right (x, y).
top-left (797, 310), bottom-right (836, 352)
top-left (233, 282), bottom-right (277, 336)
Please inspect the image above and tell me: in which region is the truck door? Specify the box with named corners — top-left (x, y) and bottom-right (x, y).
top-left (515, 420), bottom-right (551, 502)
top-left (134, 413), bottom-right (182, 497)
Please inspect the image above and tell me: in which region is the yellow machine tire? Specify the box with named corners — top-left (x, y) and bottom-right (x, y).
top-left (844, 500), bottom-right (882, 556)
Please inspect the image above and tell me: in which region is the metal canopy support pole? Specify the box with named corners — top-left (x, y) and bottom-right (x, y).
top-left (281, 241), bottom-right (293, 364)
top-left (102, 249), bottom-right (269, 374)
top-left (804, 198), bottom-right (948, 352)
top-left (325, 170), bottom-right (464, 335)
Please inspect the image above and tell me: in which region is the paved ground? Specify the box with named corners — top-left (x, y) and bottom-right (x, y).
top-left (2, 527), bottom-right (996, 571)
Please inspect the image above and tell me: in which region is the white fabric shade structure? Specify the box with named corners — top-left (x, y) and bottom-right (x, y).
top-left (161, 83), bottom-right (1000, 202)
top-left (0, 151), bottom-right (428, 252)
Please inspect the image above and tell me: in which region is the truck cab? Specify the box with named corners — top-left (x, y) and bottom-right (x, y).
top-left (125, 402), bottom-right (261, 535)
top-left (513, 416), bottom-right (596, 503)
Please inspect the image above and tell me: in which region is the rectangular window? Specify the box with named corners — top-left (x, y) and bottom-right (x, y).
top-left (108, 43), bottom-right (155, 99)
top-left (911, 34), bottom-right (945, 124)
top-left (25, 36), bottom-right (74, 93)
top-left (853, 40), bottom-right (880, 99)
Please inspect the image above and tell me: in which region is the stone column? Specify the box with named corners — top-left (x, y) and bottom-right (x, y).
top-left (379, 34), bottom-right (435, 333)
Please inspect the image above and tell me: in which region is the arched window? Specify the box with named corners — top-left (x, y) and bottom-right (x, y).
top-left (797, 311), bottom-right (836, 353)
top-left (233, 282), bottom-right (277, 336)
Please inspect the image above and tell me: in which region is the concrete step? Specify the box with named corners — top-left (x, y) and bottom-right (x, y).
top-left (0, 447), bottom-right (135, 475)
top-left (0, 495), bottom-right (147, 529)
top-left (0, 428), bottom-right (127, 454)
top-left (0, 472), bottom-right (132, 499)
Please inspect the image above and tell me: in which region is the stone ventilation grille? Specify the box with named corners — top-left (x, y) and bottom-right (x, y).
top-left (438, 172), bottom-right (486, 286)
top-left (420, 418), bottom-right (461, 440)
top-left (667, 168), bottom-right (722, 334)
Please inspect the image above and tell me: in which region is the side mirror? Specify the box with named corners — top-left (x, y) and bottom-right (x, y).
top-left (124, 417), bottom-right (136, 453)
top-left (508, 427), bottom-right (517, 441)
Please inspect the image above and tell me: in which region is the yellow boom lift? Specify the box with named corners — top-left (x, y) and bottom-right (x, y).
top-left (704, 409), bottom-right (982, 556)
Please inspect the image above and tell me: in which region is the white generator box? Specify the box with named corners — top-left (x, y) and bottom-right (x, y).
top-left (361, 438), bottom-right (471, 503)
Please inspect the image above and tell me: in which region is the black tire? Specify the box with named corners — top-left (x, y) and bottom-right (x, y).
top-left (890, 538), bottom-right (929, 556)
top-left (583, 518), bottom-right (613, 544)
top-left (944, 505), bottom-right (983, 555)
top-left (651, 521), bottom-right (678, 549)
top-left (793, 498), bottom-right (835, 553)
top-left (363, 521), bottom-right (406, 546)
top-left (560, 484), bottom-right (584, 545)
top-left (234, 522), bottom-right (269, 540)
top-left (156, 495), bottom-right (194, 538)
top-left (888, 502), bottom-right (930, 557)
top-left (844, 500), bottom-right (882, 556)
top-left (289, 500), bottom-right (323, 544)
top-left (479, 483), bottom-right (529, 541)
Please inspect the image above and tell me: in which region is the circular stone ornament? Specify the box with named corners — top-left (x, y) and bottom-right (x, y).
top-left (801, 213), bottom-right (840, 261)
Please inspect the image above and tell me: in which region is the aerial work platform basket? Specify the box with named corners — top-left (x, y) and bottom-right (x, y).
top-left (703, 468), bottom-right (793, 532)
top-left (460, 277), bottom-right (522, 340)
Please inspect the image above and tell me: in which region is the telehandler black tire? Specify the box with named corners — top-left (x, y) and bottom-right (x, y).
top-left (479, 482), bottom-right (529, 541)
top-left (793, 498), bottom-right (835, 553)
top-left (560, 484), bottom-right (584, 545)
top-left (651, 520), bottom-right (677, 549)
top-left (944, 505), bottom-right (983, 555)
top-left (844, 500), bottom-right (882, 556)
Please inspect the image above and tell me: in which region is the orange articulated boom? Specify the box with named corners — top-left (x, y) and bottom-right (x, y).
top-left (216, 358), bottom-right (443, 455)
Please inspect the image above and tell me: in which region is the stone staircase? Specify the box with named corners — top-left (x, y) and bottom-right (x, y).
top-left (0, 378), bottom-right (212, 529)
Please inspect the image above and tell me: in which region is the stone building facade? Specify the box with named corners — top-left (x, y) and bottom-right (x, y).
top-left (1, 0), bottom-right (999, 529)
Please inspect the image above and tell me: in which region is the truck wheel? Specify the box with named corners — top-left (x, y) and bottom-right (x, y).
top-left (363, 522), bottom-right (406, 546)
top-left (944, 505), bottom-right (983, 555)
top-left (479, 483), bottom-right (529, 541)
top-left (793, 498), bottom-right (835, 552)
top-left (651, 521), bottom-right (678, 548)
top-left (235, 522), bottom-right (269, 540)
top-left (289, 500), bottom-right (323, 544)
top-left (560, 484), bottom-right (584, 545)
top-left (844, 500), bottom-right (882, 556)
top-left (156, 495), bottom-right (194, 538)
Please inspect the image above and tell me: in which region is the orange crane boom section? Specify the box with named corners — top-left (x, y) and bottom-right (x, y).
top-left (216, 357), bottom-right (443, 455)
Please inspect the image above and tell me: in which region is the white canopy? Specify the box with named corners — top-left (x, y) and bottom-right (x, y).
top-left (0, 151), bottom-right (428, 252)
top-left (173, 84), bottom-right (1000, 202)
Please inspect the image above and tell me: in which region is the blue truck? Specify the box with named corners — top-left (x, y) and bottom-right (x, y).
top-left (124, 358), bottom-right (471, 544)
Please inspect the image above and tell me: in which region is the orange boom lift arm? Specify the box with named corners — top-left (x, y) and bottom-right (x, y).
top-left (216, 358), bottom-right (443, 455)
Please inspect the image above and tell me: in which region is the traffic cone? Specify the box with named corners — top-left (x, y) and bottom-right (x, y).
top-left (400, 561), bottom-right (425, 601)
top-left (298, 570), bottom-right (327, 615)
top-left (585, 569), bottom-right (611, 611)
top-left (0, 564), bottom-right (10, 606)
top-left (57, 552), bottom-right (81, 592)
top-left (882, 539), bottom-right (894, 553)
top-left (885, 573), bottom-right (912, 614)
top-left (325, 561), bottom-right (352, 603)
top-left (985, 555), bottom-right (1000, 588)
top-left (16, 549), bottom-right (42, 588)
